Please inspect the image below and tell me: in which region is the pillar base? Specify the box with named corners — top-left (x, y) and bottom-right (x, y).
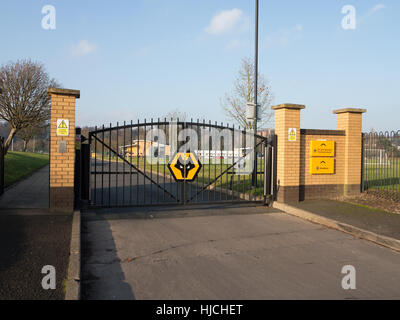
top-left (277, 186), bottom-right (300, 203)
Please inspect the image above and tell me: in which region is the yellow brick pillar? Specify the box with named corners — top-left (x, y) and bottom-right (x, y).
top-left (47, 88), bottom-right (80, 212)
top-left (272, 103), bottom-right (305, 203)
top-left (334, 108), bottom-right (366, 196)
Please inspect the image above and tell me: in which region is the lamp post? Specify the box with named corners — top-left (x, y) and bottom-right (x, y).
top-left (252, 0), bottom-right (259, 187)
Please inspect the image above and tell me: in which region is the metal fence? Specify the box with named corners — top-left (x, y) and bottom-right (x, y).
top-left (0, 137), bottom-right (4, 195)
top-left (362, 131), bottom-right (400, 201)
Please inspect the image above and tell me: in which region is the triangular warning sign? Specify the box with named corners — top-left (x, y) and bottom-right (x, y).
top-left (58, 120), bottom-right (68, 129)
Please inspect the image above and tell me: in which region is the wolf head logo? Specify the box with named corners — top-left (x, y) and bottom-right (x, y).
top-left (176, 155), bottom-right (196, 178)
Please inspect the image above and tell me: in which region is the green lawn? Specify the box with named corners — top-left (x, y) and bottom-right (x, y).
top-left (364, 162), bottom-right (400, 190)
top-left (4, 152), bottom-right (49, 187)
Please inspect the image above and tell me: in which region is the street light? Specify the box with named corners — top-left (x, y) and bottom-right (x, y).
top-left (252, 0), bottom-right (259, 187)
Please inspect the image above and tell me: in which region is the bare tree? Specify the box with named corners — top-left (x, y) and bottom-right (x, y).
top-left (0, 60), bottom-right (59, 154)
top-left (220, 57), bottom-right (274, 129)
top-left (17, 121), bottom-right (47, 152)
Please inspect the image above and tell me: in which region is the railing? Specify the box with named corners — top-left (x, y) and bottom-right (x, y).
top-left (362, 131), bottom-right (400, 201)
top-left (0, 137), bottom-right (4, 195)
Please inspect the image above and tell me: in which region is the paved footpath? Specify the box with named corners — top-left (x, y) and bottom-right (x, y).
top-left (292, 200), bottom-right (400, 240)
top-left (0, 212), bottom-right (72, 299)
top-left (82, 204), bottom-right (400, 300)
top-left (0, 165), bottom-right (72, 300)
top-left (0, 165), bottom-right (49, 209)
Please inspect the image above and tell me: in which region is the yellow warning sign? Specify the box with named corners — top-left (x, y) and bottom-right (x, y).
top-left (57, 119), bottom-right (69, 136)
top-left (167, 152), bottom-right (202, 181)
top-left (310, 158), bottom-right (335, 175)
top-left (288, 128), bottom-right (297, 142)
top-left (310, 141), bottom-right (335, 157)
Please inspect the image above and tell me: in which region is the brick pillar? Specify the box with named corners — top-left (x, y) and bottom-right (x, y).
top-left (334, 108), bottom-right (366, 196)
top-left (272, 103), bottom-right (305, 203)
top-left (47, 88), bottom-right (80, 212)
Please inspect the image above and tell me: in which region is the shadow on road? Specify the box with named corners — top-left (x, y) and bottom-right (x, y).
top-left (81, 216), bottom-right (135, 300)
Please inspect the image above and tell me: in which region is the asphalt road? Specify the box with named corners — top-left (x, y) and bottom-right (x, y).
top-left (81, 204), bottom-right (400, 300)
top-left (0, 213), bottom-right (72, 300)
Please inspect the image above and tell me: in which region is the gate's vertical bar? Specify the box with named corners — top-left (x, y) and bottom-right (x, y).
top-left (123, 121), bottom-right (126, 205)
top-left (183, 120), bottom-right (186, 205)
top-left (109, 123), bottom-right (111, 206)
top-left (232, 125), bottom-right (235, 201)
top-left (361, 133), bottom-right (365, 193)
top-left (0, 137), bottom-right (4, 196)
top-left (397, 132), bottom-right (399, 197)
top-left (264, 144), bottom-right (272, 205)
top-left (214, 121), bottom-right (217, 201)
top-left (143, 119), bottom-right (147, 205)
top-left (208, 121), bottom-right (211, 202)
top-left (195, 119), bottom-right (199, 202)
top-left (116, 122), bottom-right (119, 206)
top-left (220, 122), bottom-right (223, 201)
top-left (225, 124), bottom-right (229, 201)
top-left (130, 120), bottom-right (133, 205)
top-left (163, 118), bottom-right (167, 202)
top-left (177, 117), bottom-right (182, 202)
top-left (273, 134), bottom-right (278, 200)
top-left (243, 129), bottom-right (246, 199)
top-left (88, 133), bottom-right (92, 205)
top-left (150, 118), bottom-right (153, 205)
top-left (202, 120), bottom-right (206, 202)
top-left (136, 120), bottom-right (140, 205)
top-left (190, 119), bottom-right (193, 203)
top-left (94, 127), bottom-right (97, 205)
top-left (102, 125), bottom-right (104, 206)
top-left (157, 119), bottom-right (160, 204)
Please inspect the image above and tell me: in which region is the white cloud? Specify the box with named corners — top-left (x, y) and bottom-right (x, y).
top-left (370, 4), bottom-right (386, 14)
top-left (357, 3), bottom-right (386, 26)
top-left (205, 8), bottom-right (245, 35)
top-left (70, 40), bottom-right (97, 57)
top-left (265, 25), bottom-right (303, 48)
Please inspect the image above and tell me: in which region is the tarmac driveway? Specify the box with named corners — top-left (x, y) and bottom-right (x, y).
top-left (0, 212), bottom-right (72, 300)
top-left (81, 204), bottom-right (400, 300)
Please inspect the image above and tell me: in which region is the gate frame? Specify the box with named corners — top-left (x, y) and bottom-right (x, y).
top-left (85, 120), bottom-right (276, 208)
top-left (0, 137), bottom-right (4, 196)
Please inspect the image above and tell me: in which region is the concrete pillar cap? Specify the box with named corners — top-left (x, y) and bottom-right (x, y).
top-left (47, 88), bottom-right (80, 98)
top-left (272, 104), bottom-right (305, 110)
top-left (333, 108), bottom-right (366, 114)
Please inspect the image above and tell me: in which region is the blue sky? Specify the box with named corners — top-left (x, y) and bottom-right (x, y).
top-left (0, 0), bottom-right (399, 131)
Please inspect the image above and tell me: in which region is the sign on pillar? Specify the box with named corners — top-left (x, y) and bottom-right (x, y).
top-left (288, 128), bottom-right (297, 142)
top-left (57, 119), bottom-right (70, 136)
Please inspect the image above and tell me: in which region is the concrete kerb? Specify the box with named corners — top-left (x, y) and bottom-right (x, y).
top-left (65, 210), bottom-right (81, 300)
top-left (273, 202), bottom-right (400, 253)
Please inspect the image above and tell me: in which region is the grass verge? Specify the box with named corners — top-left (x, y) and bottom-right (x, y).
top-left (4, 152), bottom-right (49, 187)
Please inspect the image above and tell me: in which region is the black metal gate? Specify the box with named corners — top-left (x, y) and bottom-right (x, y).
top-left (86, 120), bottom-right (276, 208)
top-left (0, 137), bottom-right (4, 196)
